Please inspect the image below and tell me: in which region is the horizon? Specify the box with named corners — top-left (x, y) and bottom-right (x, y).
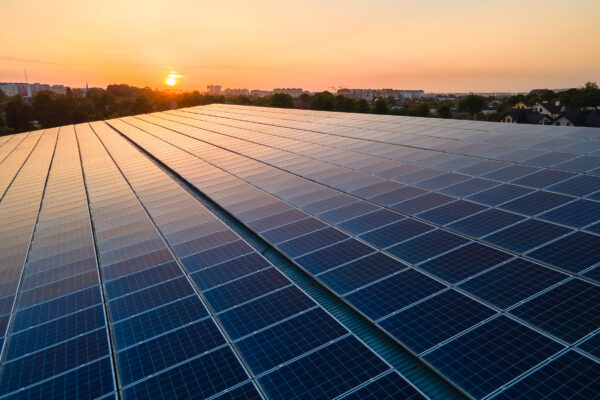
top-left (2, 0), bottom-right (599, 93)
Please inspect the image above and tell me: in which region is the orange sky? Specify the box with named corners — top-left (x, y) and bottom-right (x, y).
top-left (1, 0), bottom-right (599, 92)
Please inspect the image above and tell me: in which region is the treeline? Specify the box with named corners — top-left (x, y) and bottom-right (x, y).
top-left (1, 82), bottom-right (599, 135)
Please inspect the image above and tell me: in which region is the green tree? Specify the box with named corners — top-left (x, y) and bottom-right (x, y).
top-left (373, 98), bottom-right (389, 114)
top-left (459, 95), bottom-right (486, 117)
top-left (310, 92), bottom-right (335, 111)
top-left (356, 99), bottom-right (370, 113)
top-left (5, 96), bottom-right (33, 133)
top-left (269, 93), bottom-right (293, 108)
top-left (437, 103), bottom-right (452, 118)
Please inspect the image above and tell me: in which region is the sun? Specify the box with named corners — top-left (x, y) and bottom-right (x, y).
top-left (166, 76), bottom-right (177, 86)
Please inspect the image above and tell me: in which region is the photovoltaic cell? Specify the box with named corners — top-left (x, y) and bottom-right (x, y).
top-left (380, 289), bottom-right (496, 354)
top-left (258, 336), bottom-right (389, 400)
top-left (510, 279), bottom-right (600, 343)
top-left (424, 315), bottom-right (564, 399)
top-left (341, 372), bottom-right (426, 400)
top-left (493, 350), bottom-right (600, 400)
top-left (458, 259), bottom-right (566, 309)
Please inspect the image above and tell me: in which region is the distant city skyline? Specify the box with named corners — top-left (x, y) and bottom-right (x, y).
top-left (2, 0), bottom-right (599, 92)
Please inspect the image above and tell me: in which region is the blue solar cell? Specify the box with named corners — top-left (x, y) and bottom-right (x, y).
top-left (583, 265), bottom-right (600, 281)
top-left (457, 160), bottom-right (508, 176)
top-left (103, 248), bottom-right (173, 281)
top-left (370, 186), bottom-right (428, 206)
top-left (211, 382), bottom-right (263, 400)
top-left (359, 218), bottom-right (434, 248)
top-left (511, 279), bottom-right (600, 343)
top-left (319, 253), bottom-right (407, 295)
top-left (12, 286), bottom-right (102, 332)
top-left (380, 289), bottom-right (496, 354)
top-left (483, 164), bottom-right (540, 181)
top-left (418, 200), bottom-right (487, 225)
top-left (485, 219), bottom-right (572, 253)
top-left (318, 201), bottom-right (380, 224)
top-left (345, 269), bottom-right (446, 320)
top-left (191, 252), bottom-right (270, 291)
top-left (304, 194), bottom-right (356, 214)
top-left (493, 350), bottom-right (600, 400)
top-left (539, 199), bottom-right (600, 228)
top-left (338, 209), bottom-right (404, 235)
top-left (236, 308), bottom-right (347, 374)
top-left (218, 286), bottom-right (316, 340)
top-left (277, 227), bottom-right (348, 258)
top-left (512, 169), bottom-right (576, 189)
top-left (501, 191), bottom-right (573, 216)
top-left (258, 336), bottom-right (389, 400)
top-left (247, 208), bottom-right (307, 232)
top-left (448, 208), bottom-right (525, 237)
top-left (122, 346), bottom-right (248, 400)
top-left (112, 295), bottom-right (208, 350)
top-left (459, 259), bottom-right (566, 309)
top-left (547, 175), bottom-right (600, 197)
top-left (524, 152), bottom-right (577, 167)
top-left (261, 217), bottom-right (327, 243)
top-left (180, 240), bottom-right (253, 272)
top-left (468, 184), bottom-right (534, 206)
top-left (5, 305), bottom-right (105, 360)
top-left (578, 333), bottom-right (600, 359)
top-left (556, 155), bottom-right (600, 172)
top-left (528, 232), bottom-right (600, 272)
top-left (387, 229), bottom-right (469, 264)
top-left (104, 260), bottom-right (182, 299)
top-left (440, 178), bottom-right (499, 197)
top-left (203, 268), bottom-right (290, 312)
top-left (294, 239), bottom-right (375, 274)
top-left (416, 172), bottom-right (470, 190)
top-left (391, 192), bottom-right (455, 214)
top-left (419, 242), bottom-right (512, 283)
top-left (108, 276), bottom-right (195, 321)
top-left (0, 329), bottom-right (109, 394)
top-left (0, 357), bottom-right (115, 400)
top-left (117, 319), bottom-right (226, 385)
top-left (423, 315), bottom-right (564, 399)
top-left (341, 371), bottom-right (426, 400)
top-left (18, 271), bottom-right (99, 308)
top-left (172, 229), bottom-right (238, 258)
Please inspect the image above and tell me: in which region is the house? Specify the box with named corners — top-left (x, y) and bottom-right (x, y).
top-left (481, 107), bottom-right (497, 115)
top-left (514, 100), bottom-right (534, 109)
top-left (500, 109), bottom-right (552, 124)
top-left (531, 101), bottom-right (569, 119)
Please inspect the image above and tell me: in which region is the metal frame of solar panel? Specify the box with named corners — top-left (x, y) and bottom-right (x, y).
top-left (0, 104), bottom-right (599, 400)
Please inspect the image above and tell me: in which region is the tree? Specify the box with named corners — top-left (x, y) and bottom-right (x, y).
top-left (270, 93), bottom-right (293, 108)
top-left (459, 95), bottom-right (486, 117)
top-left (373, 98), bottom-right (389, 114)
top-left (5, 96), bottom-right (33, 133)
top-left (356, 99), bottom-right (370, 113)
top-left (311, 92), bottom-right (335, 111)
top-left (438, 103), bottom-right (452, 118)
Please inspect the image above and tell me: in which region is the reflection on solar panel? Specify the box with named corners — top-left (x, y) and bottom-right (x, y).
top-left (0, 104), bottom-right (598, 400)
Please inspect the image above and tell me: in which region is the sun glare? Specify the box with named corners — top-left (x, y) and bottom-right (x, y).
top-left (166, 76), bottom-right (176, 86)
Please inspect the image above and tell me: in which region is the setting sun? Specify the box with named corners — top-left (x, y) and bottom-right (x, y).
top-left (165, 76), bottom-right (176, 86)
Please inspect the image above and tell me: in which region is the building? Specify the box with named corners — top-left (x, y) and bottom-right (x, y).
top-left (500, 109), bottom-right (552, 124)
top-left (337, 88), bottom-right (424, 101)
top-left (206, 85), bottom-right (222, 95)
top-left (250, 90), bottom-right (272, 97)
top-left (273, 88), bottom-right (303, 97)
top-left (0, 82), bottom-right (68, 98)
top-left (514, 100), bottom-right (534, 109)
top-left (223, 88), bottom-right (250, 96)
top-left (532, 101), bottom-right (569, 119)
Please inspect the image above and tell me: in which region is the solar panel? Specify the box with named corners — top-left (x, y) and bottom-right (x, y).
top-left (1, 104), bottom-right (598, 400)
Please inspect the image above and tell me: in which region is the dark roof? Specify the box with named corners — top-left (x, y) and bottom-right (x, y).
top-left (502, 109), bottom-right (550, 124)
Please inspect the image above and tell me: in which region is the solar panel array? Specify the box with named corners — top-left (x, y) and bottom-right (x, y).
top-left (0, 104), bottom-right (598, 400)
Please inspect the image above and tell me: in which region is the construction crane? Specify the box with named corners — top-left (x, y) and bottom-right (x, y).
top-left (24, 69), bottom-right (28, 84)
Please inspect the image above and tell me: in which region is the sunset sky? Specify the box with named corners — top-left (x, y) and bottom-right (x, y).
top-left (2, 0), bottom-right (599, 92)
